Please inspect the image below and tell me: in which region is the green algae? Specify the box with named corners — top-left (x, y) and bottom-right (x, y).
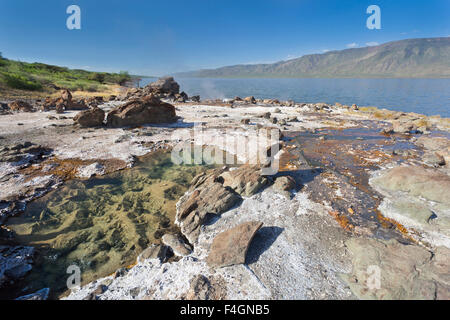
top-left (6, 149), bottom-right (213, 299)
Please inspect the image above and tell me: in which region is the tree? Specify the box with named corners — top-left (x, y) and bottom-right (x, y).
top-left (89, 72), bottom-right (105, 83)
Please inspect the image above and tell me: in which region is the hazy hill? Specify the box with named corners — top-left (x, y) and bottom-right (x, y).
top-left (176, 37), bottom-right (450, 78)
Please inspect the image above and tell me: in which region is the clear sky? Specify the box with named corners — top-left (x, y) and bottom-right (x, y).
top-left (0, 0), bottom-right (449, 76)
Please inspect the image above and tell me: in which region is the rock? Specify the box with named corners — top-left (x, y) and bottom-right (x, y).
top-left (16, 288), bottom-right (50, 300)
top-left (92, 284), bottom-right (108, 296)
top-left (138, 244), bottom-right (169, 263)
top-left (9, 100), bottom-right (34, 112)
top-left (391, 200), bottom-right (437, 225)
top-left (73, 107), bottom-right (105, 127)
top-left (106, 95), bottom-right (177, 128)
top-left (416, 136), bottom-right (450, 168)
top-left (274, 108), bottom-right (281, 113)
top-left (273, 176), bottom-right (296, 192)
top-left (262, 112), bottom-right (271, 119)
top-left (55, 102), bottom-right (65, 114)
top-left (185, 275), bottom-right (228, 300)
top-left (61, 89), bottom-right (72, 102)
top-left (161, 234), bottom-right (192, 257)
top-left (108, 95), bottom-right (117, 102)
top-left (76, 162), bottom-right (105, 178)
top-left (423, 152), bottom-right (446, 167)
top-left (263, 99), bottom-right (280, 105)
top-left (392, 120), bottom-right (418, 134)
top-left (381, 127), bottom-right (394, 134)
top-left (66, 100), bottom-right (89, 111)
top-left (190, 95), bottom-right (200, 103)
top-left (241, 118), bottom-right (250, 125)
top-left (146, 77), bottom-right (180, 95)
top-left (285, 100), bottom-right (295, 107)
top-left (176, 168), bottom-right (242, 244)
top-left (371, 166), bottom-right (450, 205)
top-left (220, 166), bottom-right (268, 197)
top-left (0, 246), bottom-right (34, 288)
top-left (244, 96), bottom-right (256, 104)
top-left (114, 267), bottom-right (128, 279)
top-left (341, 238), bottom-right (450, 299)
top-left (129, 287), bottom-right (142, 298)
top-left (206, 221), bottom-right (263, 268)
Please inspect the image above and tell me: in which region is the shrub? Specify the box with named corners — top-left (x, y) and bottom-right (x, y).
top-left (89, 72), bottom-right (106, 83)
top-left (2, 73), bottom-right (43, 91)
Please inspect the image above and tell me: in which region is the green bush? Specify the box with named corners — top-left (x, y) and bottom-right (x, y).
top-left (2, 73), bottom-right (43, 91)
top-left (89, 72), bottom-right (106, 83)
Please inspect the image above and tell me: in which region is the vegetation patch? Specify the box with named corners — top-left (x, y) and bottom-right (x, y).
top-left (0, 52), bottom-right (132, 95)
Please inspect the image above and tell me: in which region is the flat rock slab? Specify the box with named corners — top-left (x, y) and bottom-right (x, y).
top-left (207, 221), bottom-right (263, 268)
top-left (371, 165), bottom-right (450, 205)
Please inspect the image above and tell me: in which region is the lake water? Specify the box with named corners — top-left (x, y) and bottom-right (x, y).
top-left (140, 78), bottom-right (450, 117)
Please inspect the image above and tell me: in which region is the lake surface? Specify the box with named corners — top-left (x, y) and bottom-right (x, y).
top-left (140, 78), bottom-right (450, 117)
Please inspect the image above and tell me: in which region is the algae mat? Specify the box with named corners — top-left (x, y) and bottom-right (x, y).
top-left (6, 150), bottom-right (211, 298)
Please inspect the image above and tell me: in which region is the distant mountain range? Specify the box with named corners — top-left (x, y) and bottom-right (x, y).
top-left (176, 37), bottom-right (450, 78)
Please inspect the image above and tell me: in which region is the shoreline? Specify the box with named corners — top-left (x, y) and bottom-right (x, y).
top-left (1, 82), bottom-right (449, 300)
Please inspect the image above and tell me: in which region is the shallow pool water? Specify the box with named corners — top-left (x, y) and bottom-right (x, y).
top-left (6, 149), bottom-right (212, 299)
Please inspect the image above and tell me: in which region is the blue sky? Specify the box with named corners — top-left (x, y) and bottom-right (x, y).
top-left (0, 0), bottom-right (449, 76)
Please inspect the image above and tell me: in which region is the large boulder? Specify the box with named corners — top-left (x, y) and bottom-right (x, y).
top-left (74, 107), bottom-right (105, 127)
top-left (9, 100), bottom-right (34, 112)
top-left (146, 77), bottom-right (180, 95)
top-left (106, 95), bottom-right (177, 128)
top-left (206, 221), bottom-right (263, 268)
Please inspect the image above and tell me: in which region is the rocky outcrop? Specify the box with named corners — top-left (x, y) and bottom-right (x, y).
top-left (147, 77), bottom-right (180, 95)
top-left (73, 107), bottom-right (105, 127)
top-left (176, 166), bottom-right (270, 244)
top-left (9, 100), bottom-right (34, 112)
top-left (106, 95), bottom-right (177, 128)
top-left (0, 246), bottom-right (34, 288)
top-left (206, 221), bottom-right (263, 268)
top-left (41, 90), bottom-right (89, 112)
top-left (371, 166), bottom-right (450, 205)
top-left (341, 238), bottom-right (450, 300)
top-left (121, 77), bottom-right (193, 102)
top-left (176, 168), bottom-right (242, 244)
